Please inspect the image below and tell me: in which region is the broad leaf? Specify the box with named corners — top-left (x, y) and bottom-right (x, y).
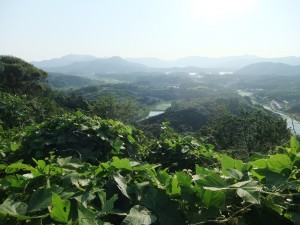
top-left (49, 192), bottom-right (71, 223)
top-left (231, 180), bottom-right (261, 204)
top-left (98, 191), bottom-right (118, 213)
top-left (111, 158), bottom-right (132, 171)
top-left (114, 173), bottom-right (130, 198)
top-left (27, 188), bottom-right (52, 212)
top-left (236, 188), bottom-right (260, 204)
top-left (0, 196), bottom-right (29, 220)
top-left (267, 154), bottom-right (292, 174)
top-left (57, 156), bottom-right (72, 167)
top-left (141, 186), bottom-right (185, 225)
top-left (77, 201), bottom-right (97, 225)
top-left (202, 190), bottom-right (225, 207)
top-left (121, 205), bottom-right (157, 225)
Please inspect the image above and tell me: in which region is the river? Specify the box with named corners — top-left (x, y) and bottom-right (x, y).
top-left (146, 102), bottom-right (171, 119)
top-left (237, 90), bottom-right (300, 135)
top-left (262, 105), bottom-right (300, 135)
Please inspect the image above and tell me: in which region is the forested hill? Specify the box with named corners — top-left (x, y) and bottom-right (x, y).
top-left (143, 96), bottom-right (254, 131)
top-left (46, 72), bottom-right (100, 88)
top-left (43, 56), bottom-right (148, 75)
top-left (234, 62), bottom-right (300, 76)
top-left (0, 55), bottom-right (299, 225)
top-left (31, 54), bottom-right (99, 68)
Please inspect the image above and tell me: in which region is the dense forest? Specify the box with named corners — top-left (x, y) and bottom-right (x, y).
top-left (1, 56), bottom-right (300, 225)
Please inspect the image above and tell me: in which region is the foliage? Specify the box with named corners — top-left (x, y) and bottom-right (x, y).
top-left (0, 55), bottom-right (47, 94)
top-left (0, 92), bottom-right (67, 130)
top-left (144, 96), bottom-right (255, 132)
top-left (91, 94), bottom-right (138, 124)
top-left (0, 137), bottom-right (300, 224)
top-left (199, 107), bottom-right (290, 157)
top-left (144, 122), bottom-right (216, 172)
top-left (0, 92), bottom-right (34, 129)
top-left (18, 112), bottom-right (143, 163)
top-left (1, 55), bottom-right (299, 224)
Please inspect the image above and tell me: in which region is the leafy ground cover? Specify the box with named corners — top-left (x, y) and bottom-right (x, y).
top-left (1, 56), bottom-right (299, 224)
top-left (0, 113), bottom-right (300, 224)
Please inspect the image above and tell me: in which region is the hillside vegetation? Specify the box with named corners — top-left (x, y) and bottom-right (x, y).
top-left (0, 56), bottom-right (299, 225)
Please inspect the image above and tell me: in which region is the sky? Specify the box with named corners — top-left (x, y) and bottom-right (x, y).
top-left (1, 0), bottom-right (300, 61)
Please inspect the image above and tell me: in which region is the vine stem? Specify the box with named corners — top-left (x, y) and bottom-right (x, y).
top-left (191, 203), bottom-right (254, 225)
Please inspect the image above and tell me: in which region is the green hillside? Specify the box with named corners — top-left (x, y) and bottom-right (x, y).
top-left (0, 56), bottom-right (299, 225)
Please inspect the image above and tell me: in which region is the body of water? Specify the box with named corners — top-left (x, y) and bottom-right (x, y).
top-left (263, 105), bottom-right (300, 135)
top-left (237, 90), bottom-right (300, 135)
top-left (146, 102), bottom-right (171, 119)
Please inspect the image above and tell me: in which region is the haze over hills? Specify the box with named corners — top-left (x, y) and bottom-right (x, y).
top-left (31, 54), bottom-right (99, 68)
top-left (31, 54), bottom-right (300, 76)
top-left (234, 62), bottom-right (300, 76)
top-left (43, 56), bottom-right (148, 75)
top-left (126, 55), bottom-right (300, 70)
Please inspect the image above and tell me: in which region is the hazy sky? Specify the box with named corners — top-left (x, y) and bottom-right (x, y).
top-left (1, 0), bottom-right (300, 61)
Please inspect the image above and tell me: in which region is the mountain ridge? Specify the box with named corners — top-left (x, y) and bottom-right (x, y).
top-left (43, 57), bottom-right (148, 75)
top-left (234, 62), bottom-right (300, 76)
top-left (32, 54), bottom-right (300, 70)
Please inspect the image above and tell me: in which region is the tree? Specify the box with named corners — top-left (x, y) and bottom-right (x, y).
top-left (91, 94), bottom-right (137, 123)
top-left (0, 55), bottom-right (47, 94)
top-left (199, 107), bottom-right (290, 157)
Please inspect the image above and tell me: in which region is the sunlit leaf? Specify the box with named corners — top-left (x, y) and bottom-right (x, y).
top-left (49, 192), bottom-right (71, 223)
top-left (121, 205), bottom-right (157, 225)
top-left (0, 195), bottom-right (29, 220)
top-left (114, 173), bottom-right (130, 198)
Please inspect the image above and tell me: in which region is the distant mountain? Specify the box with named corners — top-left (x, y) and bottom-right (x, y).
top-left (44, 56), bottom-right (148, 75)
top-left (31, 54), bottom-right (99, 68)
top-left (126, 57), bottom-right (174, 68)
top-left (234, 62), bottom-right (300, 76)
top-left (127, 55), bottom-right (300, 70)
top-left (32, 54), bottom-right (300, 75)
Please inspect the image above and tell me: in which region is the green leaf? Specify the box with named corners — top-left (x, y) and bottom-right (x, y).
top-left (114, 173), bottom-right (130, 198)
top-left (267, 154), bottom-right (293, 174)
top-left (230, 180), bottom-right (261, 191)
top-left (77, 201), bottom-right (97, 225)
top-left (103, 194), bottom-right (118, 213)
top-left (0, 164), bottom-right (7, 170)
top-left (49, 192), bottom-right (71, 223)
top-left (264, 170), bottom-right (288, 190)
top-left (202, 190), bottom-right (225, 208)
top-left (57, 156), bottom-right (72, 167)
top-left (11, 142), bottom-right (20, 151)
top-left (27, 188), bottom-right (52, 212)
top-left (284, 211), bottom-right (300, 225)
top-left (265, 195), bottom-right (284, 215)
top-left (176, 172), bottom-right (192, 188)
top-left (251, 159), bottom-right (267, 180)
top-left (111, 157), bottom-right (132, 171)
top-left (231, 180), bottom-right (261, 204)
top-left (5, 162), bottom-right (33, 174)
top-left (113, 139), bottom-right (125, 153)
top-left (290, 136), bottom-right (300, 156)
top-left (226, 168), bottom-right (243, 180)
top-left (98, 191), bottom-right (118, 213)
top-left (221, 155), bottom-right (243, 176)
top-left (196, 172), bottom-right (227, 189)
top-left (221, 154), bottom-right (234, 176)
top-left (127, 135), bottom-right (135, 144)
top-left (121, 205), bottom-right (157, 225)
top-left (0, 195), bottom-right (30, 220)
top-left (75, 192), bottom-right (96, 208)
top-left (141, 186), bottom-right (185, 225)
top-left (236, 188), bottom-right (260, 204)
